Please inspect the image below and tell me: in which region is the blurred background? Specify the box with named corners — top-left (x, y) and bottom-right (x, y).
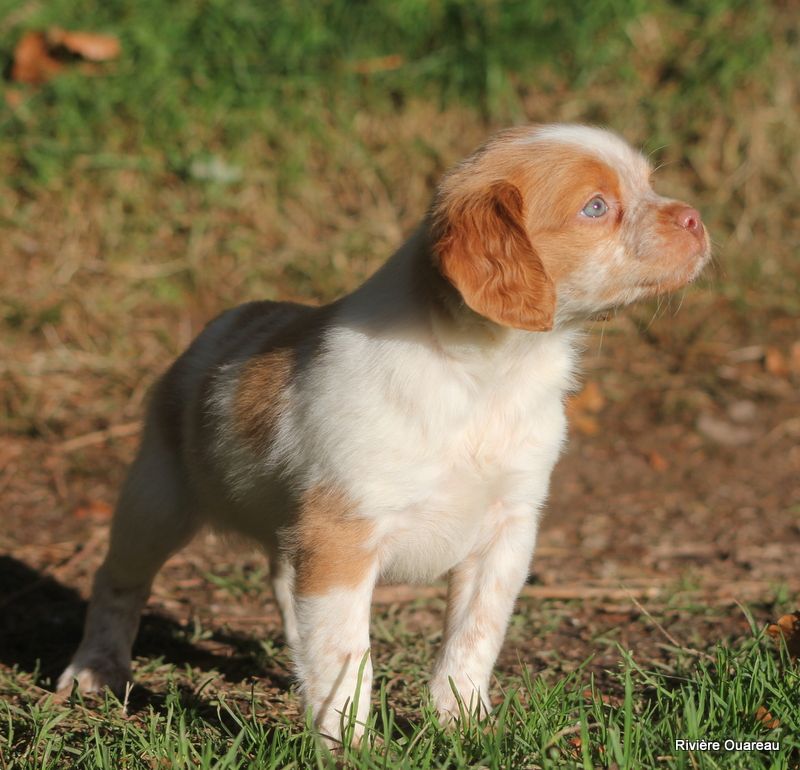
top-left (1, 0), bottom-right (798, 757)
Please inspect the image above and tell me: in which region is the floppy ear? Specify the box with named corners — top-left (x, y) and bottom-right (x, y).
top-left (433, 181), bottom-right (555, 331)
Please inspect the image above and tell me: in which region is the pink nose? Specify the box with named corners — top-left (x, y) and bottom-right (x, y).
top-left (675, 206), bottom-right (702, 234)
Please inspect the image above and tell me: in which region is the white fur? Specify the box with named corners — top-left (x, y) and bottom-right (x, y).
top-left (294, 574), bottom-right (377, 744)
top-left (524, 123), bottom-right (652, 182)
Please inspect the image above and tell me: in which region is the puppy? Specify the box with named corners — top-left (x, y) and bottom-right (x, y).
top-left (59, 124), bottom-right (710, 744)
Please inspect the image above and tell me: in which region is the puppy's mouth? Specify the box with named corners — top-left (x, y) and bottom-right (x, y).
top-left (638, 245), bottom-right (711, 296)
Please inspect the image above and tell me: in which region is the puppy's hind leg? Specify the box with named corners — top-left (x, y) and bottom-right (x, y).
top-left (58, 423), bottom-right (200, 696)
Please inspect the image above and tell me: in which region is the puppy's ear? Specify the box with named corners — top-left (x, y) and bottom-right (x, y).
top-left (433, 181), bottom-right (555, 331)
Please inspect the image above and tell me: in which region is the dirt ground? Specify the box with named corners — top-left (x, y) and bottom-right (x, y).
top-left (1, 288), bottom-right (799, 714)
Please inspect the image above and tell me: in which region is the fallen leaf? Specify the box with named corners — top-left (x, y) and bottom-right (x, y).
top-left (11, 31), bottom-right (64, 84)
top-left (11, 28), bottom-right (120, 85)
top-left (571, 414), bottom-right (600, 436)
top-left (73, 499), bottom-right (113, 520)
top-left (570, 381), bottom-right (605, 414)
top-left (764, 347), bottom-right (789, 378)
top-left (567, 382), bottom-right (605, 435)
top-left (755, 705), bottom-right (781, 729)
top-left (47, 27), bottom-right (121, 62)
top-left (766, 611), bottom-right (800, 659)
top-left (582, 688), bottom-right (620, 706)
top-left (647, 450), bottom-right (669, 472)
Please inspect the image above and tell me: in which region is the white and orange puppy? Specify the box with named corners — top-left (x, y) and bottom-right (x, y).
top-left (60, 124), bottom-right (709, 744)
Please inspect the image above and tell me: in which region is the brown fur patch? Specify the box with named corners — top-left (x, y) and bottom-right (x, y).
top-left (234, 351), bottom-right (293, 452)
top-left (513, 149), bottom-right (624, 283)
top-left (294, 486), bottom-right (375, 596)
top-left (223, 300), bottom-right (339, 453)
top-left (433, 181), bottom-right (556, 332)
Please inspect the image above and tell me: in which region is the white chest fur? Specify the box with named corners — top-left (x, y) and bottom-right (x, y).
top-left (280, 319), bottom-right (579, 583)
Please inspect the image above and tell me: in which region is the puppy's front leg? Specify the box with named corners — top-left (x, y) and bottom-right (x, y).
top-left (294, 573), bottom-right (377, 747)
top-left (430, 505), bottom-right (538, 721)
top-left (290, 490), bottom-right (378, 746)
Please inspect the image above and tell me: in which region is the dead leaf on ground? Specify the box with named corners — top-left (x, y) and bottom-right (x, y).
top-left (570, 414), bottom-right (599, 436)
top-left (73, 499), bottom-right (113, 521)
top-left (11, 31), bottom-right (64, 84)
top-left (11, 27), bottom-right (120, 85)
top-left (568, 736), bottom-right (582, 756)
top-left (570, 381), bottom-right (606, 413)
top-left (764, 347), bottom-right (789, 378)
top-left (47, 27), bottom-right (121, 62)
top-left (567, 382), bottom-right (605, 436)
top-left (567, 735), bottom-right (604, 758)
top-left (647, 450), bottom-right (669, 472)
top-left (766, 611), bottom-right (800, 658)
top-left (582, 688), bottom-right (621, 706)
top-left (754, 705), bottom-right (781, 729)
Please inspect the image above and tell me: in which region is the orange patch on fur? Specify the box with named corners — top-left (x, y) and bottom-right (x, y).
top-left (234, 351), bottom-right (293, 452)
top-left (521, 149), bottom-right (622, 225)
top-left (294, 486), bottom-right (375, 596)
top-left (433, 181), bottom-right (556, 331)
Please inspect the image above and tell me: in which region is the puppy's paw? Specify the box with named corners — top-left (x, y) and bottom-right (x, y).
top-left (430, 677), bottom-right (490, 726)
top-left (57, 659), bottom-right (131, 697)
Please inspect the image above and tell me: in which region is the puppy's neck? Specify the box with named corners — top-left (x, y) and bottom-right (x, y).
top-left (340, 220), bottom-right (576, 363)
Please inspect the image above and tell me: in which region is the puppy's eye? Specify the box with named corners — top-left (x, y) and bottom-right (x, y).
top-left (581, 196), bottom-right (608, 218)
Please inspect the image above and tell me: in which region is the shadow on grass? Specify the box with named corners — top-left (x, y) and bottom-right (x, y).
top-left (0, 555), bottom-right (293, 703)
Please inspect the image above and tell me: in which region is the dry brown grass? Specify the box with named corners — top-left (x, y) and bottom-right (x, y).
top-left (3, 48), bottom-right (798, 523)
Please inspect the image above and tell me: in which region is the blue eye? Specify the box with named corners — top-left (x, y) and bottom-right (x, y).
top-left (581, 196), bottom-right (608, 218)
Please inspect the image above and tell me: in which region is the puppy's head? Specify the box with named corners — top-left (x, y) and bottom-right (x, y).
top-left (431, 124), bottom-right (711, 331)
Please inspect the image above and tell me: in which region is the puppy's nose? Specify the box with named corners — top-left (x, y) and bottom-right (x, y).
top-left (675, 206), bottom-right (702, 235)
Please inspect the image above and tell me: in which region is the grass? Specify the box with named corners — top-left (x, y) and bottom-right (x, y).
top-left (1, 0), bottom-right (799, 767)
top-left (2, 624), bottom-right (798, 769)
top-left (3, 0), bottom-right (769, 174)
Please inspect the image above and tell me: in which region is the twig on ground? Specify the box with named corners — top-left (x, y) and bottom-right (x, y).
top-left (371, 583), bottom-right (663, 605)
top-left (627, 592), bottom-right (714, 661)
top-left (58, 422), bottom-right (140, 453)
